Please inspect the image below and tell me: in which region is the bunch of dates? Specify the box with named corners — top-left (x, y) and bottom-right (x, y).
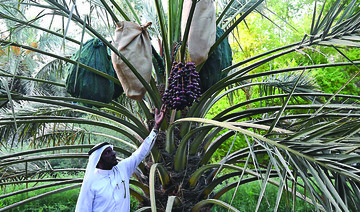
top-left (162, 62), bottom-right (201, 110)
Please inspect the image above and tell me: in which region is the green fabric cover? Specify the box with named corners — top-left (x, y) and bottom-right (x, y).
top-left (199, 27), bottom-right (233, 93)
top-left (66, 38), bottom-right (122, 104)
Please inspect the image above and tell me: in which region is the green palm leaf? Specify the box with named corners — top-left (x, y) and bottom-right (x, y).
top-left (1, 0), bottom-right (360, 211)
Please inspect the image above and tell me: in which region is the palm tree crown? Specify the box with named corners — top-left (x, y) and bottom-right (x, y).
top-left (1, 0), bottom-right (360, 211)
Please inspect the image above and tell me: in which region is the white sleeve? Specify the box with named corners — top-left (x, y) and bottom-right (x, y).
top-left (121, 129), bottom-right (158, 176)
top-left (75, 181), bottom-right (94, 212)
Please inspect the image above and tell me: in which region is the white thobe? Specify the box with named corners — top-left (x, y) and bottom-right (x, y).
top-left (76, 130), bottom-right (158, 212)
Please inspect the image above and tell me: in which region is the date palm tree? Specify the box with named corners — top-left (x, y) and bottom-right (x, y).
top-left (1, 0), bottom-right (360, 211)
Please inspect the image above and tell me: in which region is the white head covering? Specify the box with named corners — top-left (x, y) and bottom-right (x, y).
top-left (83, 143), bottom-right (113, 182)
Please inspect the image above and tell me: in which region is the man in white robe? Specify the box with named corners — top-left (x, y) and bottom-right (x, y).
top-left (75, 105), bottom-right (166, 212)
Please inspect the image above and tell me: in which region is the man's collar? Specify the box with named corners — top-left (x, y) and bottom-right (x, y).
top-left (95, 168), bottom-right (114, 176)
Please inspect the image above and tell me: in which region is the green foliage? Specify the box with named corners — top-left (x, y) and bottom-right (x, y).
top-left (1, 0), bottom-right (360, 211)
top-left (205, 89), bottom-right (248, 120)
top-left (210, 130), bottom-right (248, 164)
top-left (314, 66), bottom-right (360, 96)
top-left (49, 158), bottom-right (87, 170)
top-left (0, 173), bottom-right (139, 212)
top-left (3, 190), bottom-right (78, 212)
top-left (1, 188), bottom-right (140, 212)
top-left (312, 47), bottom-right (360, 95)
top-left (0, 173), bottom-right (78, 211)
top-left (231, 1), bottom-right (360, 96)
top-left (211, 180), bottom-right (314, 212)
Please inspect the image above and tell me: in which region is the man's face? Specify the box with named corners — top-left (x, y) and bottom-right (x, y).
top-left (99, 147), bottom-right (118, 168)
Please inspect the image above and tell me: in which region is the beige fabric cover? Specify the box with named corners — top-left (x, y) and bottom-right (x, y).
top-left (111, 21), bottom-right (152, 101)
top-left (181, 0), bottom-right (216, 65)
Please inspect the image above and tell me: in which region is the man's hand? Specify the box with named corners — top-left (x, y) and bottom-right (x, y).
top-left (154, 104), bottom-right (166, 130)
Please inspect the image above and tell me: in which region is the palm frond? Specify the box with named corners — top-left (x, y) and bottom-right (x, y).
top-left (1, 0), bottom-right (360, 211)
top-left (175, 118), bottom-right (360, 211)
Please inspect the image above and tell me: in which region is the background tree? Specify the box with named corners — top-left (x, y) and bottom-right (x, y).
top-left (1, 0), bottom-right (360, 211)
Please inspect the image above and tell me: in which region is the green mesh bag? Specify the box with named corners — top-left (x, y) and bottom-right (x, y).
top-left (66, 38), bottom-right (123, 104)
top-left (199, 27), bottom-right (233, 93)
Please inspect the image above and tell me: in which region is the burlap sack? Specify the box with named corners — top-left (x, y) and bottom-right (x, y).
top-left (181, 0), bottom-right (216, 65)
top-left (111, 21), bottom-right (152, 101)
